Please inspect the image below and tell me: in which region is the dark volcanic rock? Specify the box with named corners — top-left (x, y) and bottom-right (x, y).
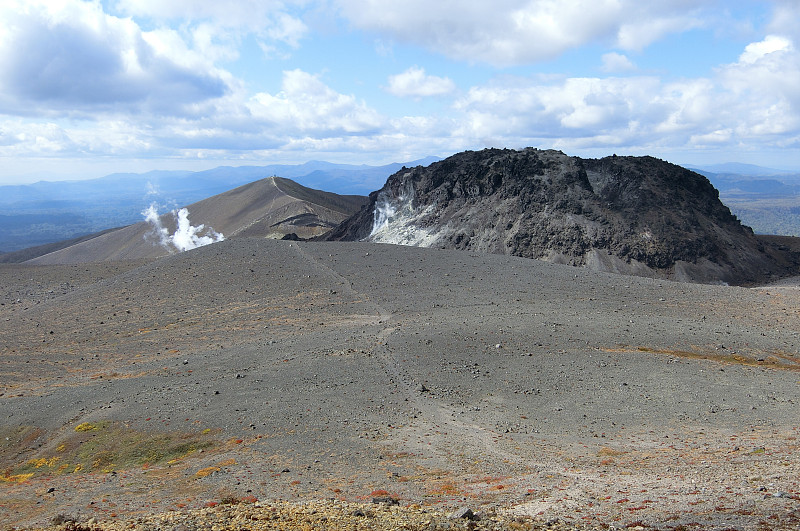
top-left (325, 148), bottom-right (798, 284)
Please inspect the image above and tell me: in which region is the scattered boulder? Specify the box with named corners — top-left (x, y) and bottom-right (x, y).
top-left (372, 496), bottom-right (400, 506)
top-left (450, 507), bottom-right (475, 520)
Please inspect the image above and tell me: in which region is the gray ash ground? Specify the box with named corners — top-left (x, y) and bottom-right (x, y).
top-left (2, 239), bottom-right (800, 530)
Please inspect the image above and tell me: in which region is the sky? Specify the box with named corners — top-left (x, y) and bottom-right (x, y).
top-left (0, 0), bottom-right (799, 185)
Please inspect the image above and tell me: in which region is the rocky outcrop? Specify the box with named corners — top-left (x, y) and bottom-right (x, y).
top-left (325, 148), bottom-right (798, 284)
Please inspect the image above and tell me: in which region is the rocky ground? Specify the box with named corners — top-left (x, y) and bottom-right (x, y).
top-left (2, 239), bottom-right (800, 530)
top-left (29, 499), bottom-right (587, 530)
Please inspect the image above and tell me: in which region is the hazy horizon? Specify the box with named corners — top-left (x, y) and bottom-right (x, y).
top-left (4, 155), bottom-right (800, 188)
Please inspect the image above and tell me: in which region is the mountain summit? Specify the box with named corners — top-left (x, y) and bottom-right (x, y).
top-left (326, 148), bottom-right (797, 284)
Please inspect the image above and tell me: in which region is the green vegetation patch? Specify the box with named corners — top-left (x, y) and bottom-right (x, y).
top-left (2, 421), bottom-right (216, 482)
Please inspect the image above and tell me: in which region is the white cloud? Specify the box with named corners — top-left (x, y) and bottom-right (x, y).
top-left (616, 13), bottom-right (704, 51)
top-left (717, 35), bottom-right (800, 136)
top-left (247, 70), bottom-right (385, 135)
top-left (9, 122), bottom-right (74, 154)
top-left (768, 0), bottom-right (800, 41)
top-left (115, 0), bottom-right (308, 49)
top-left (115, 1), bottom-right (309, 72)
top-left (737, 34), bottom-right (793, 64)
top-left (600, 52), bottom-right (636, 73)
top-left (386, 67), bottom-right (456, 99)
top-left (0, 0), bottom-right (229, 116)
top-left (1, 1), bottom-right (798, 181)
top-left (454, 75), bottom-right (663, 137)
top-left (689, 129), bottom-right (733, 146)
top-left (450, 36), bottom-right (800, 153)
top-left (334, 0), bottom-right (713, 66)
top-left (266, 11), bottom-right (309, 48)
top-left (653, 79), bottom-right (718, 134)
top-left (0, 117), bottom-right (158, 160)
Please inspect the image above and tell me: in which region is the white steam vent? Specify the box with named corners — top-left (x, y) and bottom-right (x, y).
top-left (367, 182), bottom-right (437, 246)
top-left (143, 203), bottom-right (225, 252)
top-left (370, 182), bottom-right (414, 237)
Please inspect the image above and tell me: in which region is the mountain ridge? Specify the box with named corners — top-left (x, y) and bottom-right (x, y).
top-left (0, 157), bottom-right (438, 252)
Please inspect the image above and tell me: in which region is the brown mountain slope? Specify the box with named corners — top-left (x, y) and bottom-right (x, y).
top-left (25, 177), bottom-right (366, 264)
top-left (326, 148), bottom-right (799, 285)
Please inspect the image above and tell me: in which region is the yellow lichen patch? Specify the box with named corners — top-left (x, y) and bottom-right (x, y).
top-left (166, 447), bottom-right (201, 466)
top-left (3, 422), bottom-right (217, 482)
top-left (218, 458), bottom-right (236, 467)
top-left (597, 446), bottom-right (627, 457)
top-left (196, 466), bottom-right (221, 478)
top-left (28, 457), bottom-right (60, 469)
top-left (0, 472), bottom-right (34, 483)
top-left (428, 481), bottom-right (463, 497)
top-left (28, 458), bottom-right (47, 468)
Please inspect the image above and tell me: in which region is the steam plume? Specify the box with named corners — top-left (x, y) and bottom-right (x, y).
top-left (142, 203), bottom-right (224, 252)
top-left (371, 191), bottom-right (398, 234)
top-left (370, 183), bottom-right (413, 236)
top-left (366, 182), bottom-right (436, 246)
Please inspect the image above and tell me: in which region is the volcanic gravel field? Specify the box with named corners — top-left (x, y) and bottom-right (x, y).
top-left (2, 239), bottom-right (800, 530)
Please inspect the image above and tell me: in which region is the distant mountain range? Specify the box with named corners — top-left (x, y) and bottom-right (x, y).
top-left (685, 162), bottom-right (800, 177)
top-left (0, 157), bottom-right (438, 252)
top-left (683, 163), bottom-right (800, 236)
top-left (2, 154), bottom-right (799, 256)
top-left (686, 163), bottom-right (800, 195)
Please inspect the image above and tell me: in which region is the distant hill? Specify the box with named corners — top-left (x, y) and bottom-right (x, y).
top-left (23, 177), bottom-right (367, 265)
top-left (0, 157), bottom-right (438, 252)
top-left (684, 164), bottom-right (800, 236)
top-left (685, 162), bottom-right (800, 177)
top-left (327, 148), bottom-right (799, 285)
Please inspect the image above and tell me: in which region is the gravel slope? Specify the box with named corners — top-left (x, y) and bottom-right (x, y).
top-left (1, 239), bottom-right (799, 530)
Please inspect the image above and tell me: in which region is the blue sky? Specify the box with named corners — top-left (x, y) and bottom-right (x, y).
top-left (0, 0), bottom-right (798, 184)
